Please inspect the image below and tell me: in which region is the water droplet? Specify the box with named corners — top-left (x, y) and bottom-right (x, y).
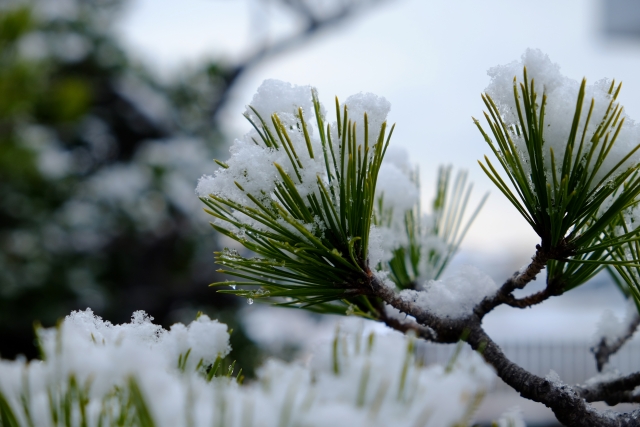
top-left (230, 284), bottom-right (236, 290)
top-left (247, 298), bottom-right (254, 305)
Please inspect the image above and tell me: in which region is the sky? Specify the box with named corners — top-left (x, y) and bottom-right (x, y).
top-left (115, 0), bottom-right (640, 291)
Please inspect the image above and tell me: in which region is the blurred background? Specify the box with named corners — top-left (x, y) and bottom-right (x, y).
top-left (3, 0), bottom-right (640, 424)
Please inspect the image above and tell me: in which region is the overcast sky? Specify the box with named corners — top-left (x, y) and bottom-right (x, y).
top-left (116, 0), bottom-right (640, 283)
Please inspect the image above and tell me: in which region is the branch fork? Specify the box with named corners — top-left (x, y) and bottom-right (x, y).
top-left (373, 247), bottom-right (640, 427)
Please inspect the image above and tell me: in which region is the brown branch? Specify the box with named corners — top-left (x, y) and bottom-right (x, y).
top-left (371, 262), bottom-right (640, 426)
top-left (576, 372), bottom-right (640, 405)
top-left (370, 276), bottom-right (469, 343)
top-left (464, 323), bottom-right (640, 427)
top-left (510, 244), bottom-right (550, 289)
top-left (474, 245), bottom-right (553, 318)
top-left (592, 310), bottom-right (640, 372)
top-left (592, 391), bottom-right (640, 405)
top-left (500, 277), bottom-right (564, 308)
top-left (373, 292), bottom-right (640, 426)
top-left (379, 305), bottom-right (438, 341)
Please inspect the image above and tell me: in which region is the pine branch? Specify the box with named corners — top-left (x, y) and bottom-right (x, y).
top-left (374, 256), bottom-right (640, 426)
top-left (500, 281), bottom-right (564, 309)
top-left (591, 310), bottom-right (640, 372)
top-left (464, 323), bottom-right (640, 427)
top-left (203, 88), bottom-right (394, 312)
top-left (375, 290), bottom-right (640, 426)
top-left (369, 274), bottom-right (470, 343)
top-left (476, 67), bottom-right (640, 292)
top-left (576, 372), bottom-right (640, 405)
top-left (382, 166), bottom-right (488, 288)
top-left (474, 244), bottom-right (567, 318)
top-left (201, 56), bottom-right (640, 426)
top-left (376, 282), bottom-right (640, 425)
top-left (378, 303), bottom-right (438, 342)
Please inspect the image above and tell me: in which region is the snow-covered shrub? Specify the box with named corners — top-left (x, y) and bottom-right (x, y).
top-left (0, 310), bottom-right (495, 427)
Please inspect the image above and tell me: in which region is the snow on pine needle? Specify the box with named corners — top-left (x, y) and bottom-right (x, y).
top-left (476, 49), bottom-right (640, 291)
top-left (372, 158), bottom-right (487, 289)
top-left (197, 80), bottom-right (395, 309)
top-left (196, 80), bottom-right (485, 314)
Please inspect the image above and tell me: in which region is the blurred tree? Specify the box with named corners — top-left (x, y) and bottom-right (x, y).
top-left (0, 0), bottom-right (389, 375)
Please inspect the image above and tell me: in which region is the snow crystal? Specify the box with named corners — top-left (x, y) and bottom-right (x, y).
top-left (369, 147), bottom-right (456, 282)
top-left (382, 145), bottom-right (412, 171)
top-left (418, 232), bottom-right (449, 280)
top-left (486, 48), bottom-right (640, 187)
top-left (367, 224), bottom-right (393, 266)
top-left (242, 306), bottom-right (328, 355)
top-left (195, 80), bottom-right (328, 214)
top-left (162, 314), bottom-right (231, 369)
top-left (368, 146), bottom-right (423, 268)
top-left (545, 369), bottom-right (563, 385)
top-left (309, 326), bottom-right (495, 427)
top-left (373, 269), bottom-right (398, 291)
top-left (400, 265), bottom-right (498, 318)
top-left (244, 79), bottom-right (315, 131)
top-left (33, 308), bottom-right (231, 399)
top-left (594, 309), bottom-right (626, 345)
top-left (384, 303), bottom-right (417, 324)
top-left (584, 370), bottom-right (623, 387)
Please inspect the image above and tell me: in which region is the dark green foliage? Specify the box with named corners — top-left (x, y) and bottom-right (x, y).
top-left (0, 0), bottom-right (239, 361)
top-left (476, 68), bottom-right (640, 291)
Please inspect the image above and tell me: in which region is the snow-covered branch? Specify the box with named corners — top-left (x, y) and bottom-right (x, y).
top-left (464, 324), bottom-right (640, 427)
top-left (473, 245), bottom-right (562, 318)
top-left (577, 371), bottom-right (640, 405)
top-left (592, 307), bottom-right (640, 372)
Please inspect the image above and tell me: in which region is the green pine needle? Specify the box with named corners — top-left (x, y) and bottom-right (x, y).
top-left (201, 89), bottom-right (393, 310)
top-left (477, 67), bottom-right (640, 290)
top-left (379, 166), bottom-right (487, 289)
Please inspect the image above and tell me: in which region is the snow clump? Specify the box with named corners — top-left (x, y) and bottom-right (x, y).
top-left (370, 146), bottom-right (421, 262)
top-left (399, 265), bottom-right (498, 318)
top-left (195, 80), bottom-right (391, 238)
top-left (195, 80), bottom-right (451, 280)
top-left (0, 309), bottom-right (497, 427)
top-left (486, 48), bottom-right (640, 187)
top-left (593, 298), bottom-right (639, 346)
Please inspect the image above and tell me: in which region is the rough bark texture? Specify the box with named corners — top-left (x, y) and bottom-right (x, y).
top-left (466, 324), bottom-right (640, 427)
top-left (577, 372), bottom-right (640, 405)
top-left (369, 246), bottom-right (640, 427)
top-left (474, 245), bottom-right (561, 319)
